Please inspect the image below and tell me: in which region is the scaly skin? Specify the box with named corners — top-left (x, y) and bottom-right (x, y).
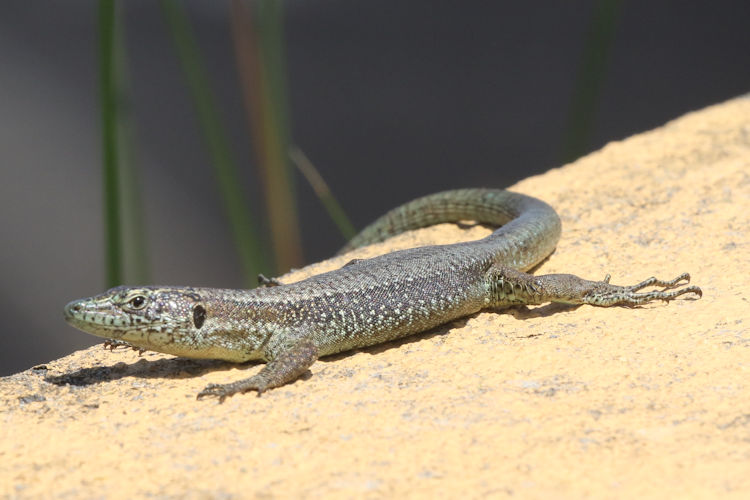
top-left (63, 189), bottom-right (702, 401)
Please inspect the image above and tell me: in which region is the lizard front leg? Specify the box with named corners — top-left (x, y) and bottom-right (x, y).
top-left (487, 266), bottom-right (702, 307)
top-left (197, 329), bottom-right (318, 402)
top-left (257, 273), bottom-right (283, 287)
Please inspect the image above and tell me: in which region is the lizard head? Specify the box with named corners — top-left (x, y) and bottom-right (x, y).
top-left (64, 286), bottom-right (207, 352)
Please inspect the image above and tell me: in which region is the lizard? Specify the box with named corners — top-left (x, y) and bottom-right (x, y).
top-left (63, 189), bottom-right (702, 401)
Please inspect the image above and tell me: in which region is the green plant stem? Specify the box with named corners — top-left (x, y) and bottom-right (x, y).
top-left (289, 146), bottom-right (356, 241)
top-left (561, 0), bottom-right (621, 163)
top-left (161, 0), bottom-right (267, 283)
top-left (99, 0), bottom-right (122, 287)
top-left (231, 0), bottom-right (302, 273)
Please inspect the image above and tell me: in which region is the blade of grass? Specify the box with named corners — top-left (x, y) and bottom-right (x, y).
top-left (112, 4), bottom-right (150, 284)
top-left (160, 0), bottom-right (268, 283)
top-left (118, 107), bottom-right (150, 284)
top-left (231, 0), bottom-right (302, 273)
top-left (99, 0), bottom-right (122, 287)
top-left (560, 0), bottom-right (621, 163)
top-left (289, 146), bottom-right (356, 241)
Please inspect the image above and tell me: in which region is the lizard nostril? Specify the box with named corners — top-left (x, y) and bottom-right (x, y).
top-left (64, 301), bottom-right (82, 318)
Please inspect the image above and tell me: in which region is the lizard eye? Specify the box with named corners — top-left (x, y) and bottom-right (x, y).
top-left (128, 295), bottom-right (147, 309)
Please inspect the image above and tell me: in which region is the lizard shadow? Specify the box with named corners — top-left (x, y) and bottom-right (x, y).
top-left (44, 355), bottom-right (248, 387)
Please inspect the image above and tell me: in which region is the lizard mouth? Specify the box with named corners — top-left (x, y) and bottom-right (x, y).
top-left (63, 299), bottom-right (129, 337)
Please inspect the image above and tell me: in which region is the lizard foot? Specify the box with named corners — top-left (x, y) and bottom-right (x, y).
top-left (197, 379), bottom-right (268, 403)
top-left (103, 339), bottom-right (146, 355)
top-left (582, 272), bottom-right (702, 307)
top-left (257, 274), bottom-right (283, 287)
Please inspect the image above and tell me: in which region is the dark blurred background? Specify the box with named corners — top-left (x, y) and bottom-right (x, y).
top-left (1, 1), bottom-right (749, 375)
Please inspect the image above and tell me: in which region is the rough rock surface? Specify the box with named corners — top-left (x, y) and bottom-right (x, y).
top-left (3, 96), bottom-right (749, 498)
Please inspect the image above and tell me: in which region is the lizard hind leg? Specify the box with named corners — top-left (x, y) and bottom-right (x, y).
top-left (530, 271), bottom-right (703, 307)
top-left (485, 266), bottom-right (702, 308)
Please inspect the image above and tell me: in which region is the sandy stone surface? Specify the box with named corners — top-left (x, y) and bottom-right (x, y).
top-left (3, 96), bottom-right (750, 499)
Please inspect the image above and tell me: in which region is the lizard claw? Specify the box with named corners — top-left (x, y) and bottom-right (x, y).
top-left (103, 339), bottom-right (146, 355)
top-left (196, 384), bottom-right (232, 403)
top-left (583, 272), bottom-right (703, 306)
top-left (196, 381), bottom-right (266, 402)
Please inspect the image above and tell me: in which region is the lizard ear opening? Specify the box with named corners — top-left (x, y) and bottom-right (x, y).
top-left (193, 305), bottom-right (206, 329)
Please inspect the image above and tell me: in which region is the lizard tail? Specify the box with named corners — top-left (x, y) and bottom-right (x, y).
top-left (339, 189), bottom-right (561, 270)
